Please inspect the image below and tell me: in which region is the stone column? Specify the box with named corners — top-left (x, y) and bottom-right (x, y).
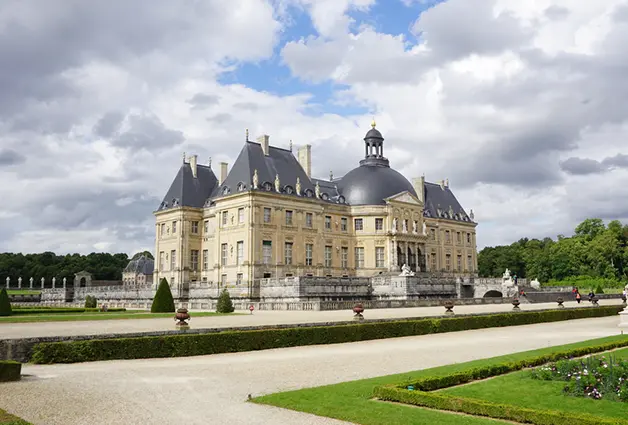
top-left (63, 278), bottom-right (66, 289)
top-left (415, 243), bottom-right (420, 272)
top-left (390, 239), bottom-right (398, 271)
top-left (29, 277), bottom-right (33, 289)
top-left (41, 277), bottom-right (45, 289)
top-left (5, 277), bottom-right (9, 288)
top-left (52, 277), bottom-right (56, 288)
top-left (18, 277), bottom-right (22, 289)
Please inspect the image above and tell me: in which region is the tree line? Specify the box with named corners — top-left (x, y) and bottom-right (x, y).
top-left (0, 251), bottom-right (153, 284)
top-left (478, 218), bottom-right (628, 285)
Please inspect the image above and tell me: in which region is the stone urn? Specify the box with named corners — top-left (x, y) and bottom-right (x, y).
top-left (353, 303), bottom-right (364, 321)
top-left (556, 297), bottom-right (564, 308)
top-left (174, 308), bottom-right (191, 329)
top-left (443, 300), bottom-right (455, 315)
top-left (622, 294), bottom-right (627, 306)
top-left (511, 298), bottom-right (521, 310)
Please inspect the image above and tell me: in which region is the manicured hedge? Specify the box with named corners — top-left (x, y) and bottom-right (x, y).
top-left (30, 305), bottom-right (624, 364)
top-left (373, 338), bottom-right (628, 425)
top-left (12, 307), bottom-right (127, 316)
top-left (0, 360), bottom-right (22, 382)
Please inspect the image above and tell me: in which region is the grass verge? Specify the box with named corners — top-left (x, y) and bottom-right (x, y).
top-left (0, 408), bottom-right (31, 425)
top-left (0, 311), bottom-right (235, 323)
top-left (252, 335), bottom-right (628, 425)
top-left (6, 290), bottom-right (41, 296)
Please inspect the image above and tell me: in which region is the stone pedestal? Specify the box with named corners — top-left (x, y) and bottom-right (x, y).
top-left (619, 307), bottom-right (628, 333)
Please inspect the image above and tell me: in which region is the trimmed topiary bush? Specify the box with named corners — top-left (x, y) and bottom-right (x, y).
top-left (216, 288), bottom-right (234, 313)
top-left (84, 295), bottom-right (97, 308)
top-left (151, 278), bottom-right (175, 313)
top-left (0, 287), bottom-right (12, 316)
top-left (595, 285), bottom-right (604, 294)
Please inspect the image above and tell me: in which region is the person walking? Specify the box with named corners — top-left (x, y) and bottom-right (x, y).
top-left (576, 291), bottom-right (581, 304)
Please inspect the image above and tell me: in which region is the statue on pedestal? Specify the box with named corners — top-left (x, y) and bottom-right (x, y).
top-left (252, 169), bottom-right (259, 189)
top-left (18, 277), bottom-right (22, 288)
top-left (392, 218), bottom-right (398, 234)
top-left (399, 263), bottom-right (415, 277)
top-left (295, 177), bottom-right (301, 196)
top-left (422, 221), bottom-right (427, 235)
top-left (274, 173), bottom-right (281, 192)
top-left (402, 219), bottom-right (407, 233)
top-left (412, 221), bottom-right (418, 234)
top-left (5, 276), bottom-right (9, 288)
top-left (52, 277), bottom-right (56, 288)
top-left (41, 277), bottom-right (45, 288)
top-left (63, 277), bottom-right (67, 288)
top-left (315, 181), bottom-right (321, 198)
top-left (29, 277), bottom-right (33, 288)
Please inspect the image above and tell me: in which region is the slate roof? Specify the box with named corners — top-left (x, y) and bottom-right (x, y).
top-left (157, 162), bottom-right (218, 210)
top-left (123, 255), bottom-right (154, 275)
top-left (422, 182), bottom-right (473, 223)
top-left (210, 141), bottom-right (346, 204)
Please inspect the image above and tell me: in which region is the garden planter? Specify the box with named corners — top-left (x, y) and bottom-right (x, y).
top-left (174, 308), bottom-right (191, 329)
top-left (556, 297), bottom-right (564, 308)
top-left (511, 298), bottom-right (520, 310)
top-left (353, 303), bottom-right (364, 321)
top-left (443, 300), bottom-right (455, 315)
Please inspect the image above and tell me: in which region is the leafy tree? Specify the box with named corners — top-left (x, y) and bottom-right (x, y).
top-left (84, 295), bottom-right (97, 308)
top-left (151, 278), bottom-right (175, 313)
top-left (0, 288), bottom-right (12, 316)
top-left (216, 288), bottom-right (234, 313)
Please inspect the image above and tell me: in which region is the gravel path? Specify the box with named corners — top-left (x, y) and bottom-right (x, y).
top-left (1, 315), bottom-right (623, 425)
top-left (1, 299), bottom-right (621, 340)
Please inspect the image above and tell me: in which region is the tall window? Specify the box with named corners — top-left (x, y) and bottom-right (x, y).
top-left (237, 241), bottom-right (244, 265)
top-left (170, 250), bottom-right (176, 270)
top-left (221, 211), bottom-right (228, 226)
top-left (354, 218), bottom-right (363, 231)
top-left (238, 208), bottom-right (245, 224)
top-left (375, 247), bottom-right (385, 268)
top-left (324, 245), bottom-right (332, 267)
top-left (341, 217), bottom-right (347, 231)
top-left (286, 210), bottom-right (293, 225)
top-left (325, 216), bottom-right (332, 230)
top-left (236, 273), bottom-right (243, 285)
top-left (221, 274), bottom-right (227, 286)
top-left (221, 243), bottom-right (228, 266)
top-left (160, 223), bottom-right (165, 236)
top-left (431, 229), bottom-right (436, 240)
top-left (467, 255), bottom-right (473, 271)
top-left (305, 243), bottom-right (313, 266)
top-left (457, 254), bottom-right (462, 271)
top-left (262, 240), bottom-right (272, 264)
top-left (190, 249), bottom-right (199, 271)
top-left (172, 221), bottom-right (177, 233)
top-left (203, 220), bottom-right (209, 234)
top-left (445, 230), bottom-right (451, 243)
top-left (191, 221), bottom-right (199, 234)
top-left (430, 253), bottom-right (437, 271)
top-left (445, 254), bottom-right (451, 271)
top-left (305, 212), bottom-right (313, 227)
top-left (285, 242), bottom-right (293, 265)
top-left (341, 247), bottom-right (348, 268)
top-left (467, 233), bottom-right (471, 244)
top-left (159, 251), bottom-right (164, 271)
top-left (355, 247), bottom-right (364, 268)
top-left (202, 249), bottom-right (208, 271)
top-left (404, 219), bottom-right (409, 233)
top-left (456, 232), bottom-right (462, 243)
top-left (263, 207), bottom-right (272, 223)
top-left (375, 218), bottom-right (383, 231)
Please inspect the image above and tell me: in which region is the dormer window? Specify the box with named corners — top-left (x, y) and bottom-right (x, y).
top-left (236, 182), bottom-right (246, 192)
top-left (338, 196), bottom-right (345, 204)
top-left (284, 185), bottom-right (294, 195)
top-left (305, 189), bottom-right (314, 198)
top-left (263, 182), bottom-right (272, 191)
top-left (222, 186), bottom-right (230, 195)
top-left (321, 193), bottom-right (329, 201)
top-left (172, 198), bottom-right (179, 207)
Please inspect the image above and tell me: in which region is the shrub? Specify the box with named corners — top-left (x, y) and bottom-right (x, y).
top-left (595, 284), bottom-right (605, 294)
top-left (545, 276), bottom-right (625, 290)
top-left (151, 278), bottom-right (175, 313)
top-left (84, 295), bottom-right (97, 308)
top-left (0, 287), bottom-right (12, 316)
top-left (216, 288), bottom-right (235, 313)
top-left (30, 305), bottom-right (624, 364)
top-left (0, 360), bottom-right (21, 382)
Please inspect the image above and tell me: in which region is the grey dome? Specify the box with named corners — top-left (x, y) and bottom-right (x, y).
top-left (338, 164), bottom-right (417, 206)
top-left (364, 128), bottom-right (383, 141)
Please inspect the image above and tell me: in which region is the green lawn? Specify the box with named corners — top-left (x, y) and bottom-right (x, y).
top-left (0, 311), bottom-right (237, 323)
top-left (0, 408), bottom-right (31, 425)
top-left (6, 290), bottom-right (41, 295)
top-left (441, 347), bottom-right (628, 421)
top-left (252, 335), bottom-right (628, 425)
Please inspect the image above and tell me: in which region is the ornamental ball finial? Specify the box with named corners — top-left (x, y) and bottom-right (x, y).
top-left (371, 117), bottom-right (376, 128)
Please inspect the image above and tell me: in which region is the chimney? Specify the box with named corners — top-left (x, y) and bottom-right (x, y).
top-left (257, 134), bottom-right (270, 156)
top-left (189, 154), bottom-right (198, 178)
top-left (297, 144), bottom-right (312, 178)
top-left (220, 162), bottom-right (228, 185)
top-left (412, 175), bottom-right (425, 202)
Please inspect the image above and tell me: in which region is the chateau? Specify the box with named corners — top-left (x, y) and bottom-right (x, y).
top-left (153, 122), bottom-right (478, 298)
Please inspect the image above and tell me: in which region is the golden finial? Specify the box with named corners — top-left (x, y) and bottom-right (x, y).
top-left (245, 128), bottom-right (249, 141)
top-left (371, 117), bottom-right (376, 128)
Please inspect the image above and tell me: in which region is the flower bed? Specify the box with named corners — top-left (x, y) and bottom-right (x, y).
top-left (530, 354), bottom-right (628, 402)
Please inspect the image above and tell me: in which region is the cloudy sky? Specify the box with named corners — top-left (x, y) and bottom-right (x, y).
top-left (1, 0), bottom-right (628, 255)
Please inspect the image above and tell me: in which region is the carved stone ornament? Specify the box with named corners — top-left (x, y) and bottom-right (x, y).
top-left (252, 169), bottom-right (259, 189)
top-left (296, 177), bottom-right (301, 195)
top-left (315, 182), bottom-right (321, 198)
top-left (275, 174), bottom-right (281, 192)
top-left (412, 220), bottom-right (418, 234)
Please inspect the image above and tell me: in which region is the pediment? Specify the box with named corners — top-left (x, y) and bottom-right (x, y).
top-left (384, 191), bottom-right (422, 205)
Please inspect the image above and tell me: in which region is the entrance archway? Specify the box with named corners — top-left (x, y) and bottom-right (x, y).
top-left (484, 290), bottom-right (503, 298)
